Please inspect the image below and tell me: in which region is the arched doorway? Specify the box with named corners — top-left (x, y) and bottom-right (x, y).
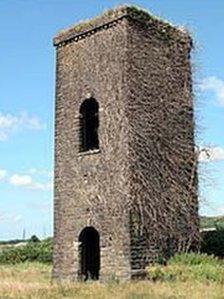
top-left (78, 226), bottom-right (100, 280)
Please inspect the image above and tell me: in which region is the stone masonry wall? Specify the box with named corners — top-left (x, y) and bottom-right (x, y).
top-left (53, 17), bottom-right (132, 281)
top-left (53, 6), bottom-right (199, 281)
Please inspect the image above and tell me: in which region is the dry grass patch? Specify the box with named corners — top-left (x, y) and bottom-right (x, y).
top-left (0, 263), bottom-right (224, 299)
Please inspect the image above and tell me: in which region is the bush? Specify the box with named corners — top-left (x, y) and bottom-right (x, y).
top-left (147, 253), bottom-right (224, 283)
top-left (29, 235), bottom-right (40, 243)
top-left (0, 238), bottom-right (53, 264)
top-left (201, 229), bottom-right (224, 258)
top-left (169, 252), bottom-right (220, 266)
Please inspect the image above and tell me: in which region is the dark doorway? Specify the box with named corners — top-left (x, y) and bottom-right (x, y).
top-left (78, 226), bottom-right (100, 280)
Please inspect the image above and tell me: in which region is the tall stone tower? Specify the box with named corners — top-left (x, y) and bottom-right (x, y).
top-left (53, 6), bottom-right (199, 281)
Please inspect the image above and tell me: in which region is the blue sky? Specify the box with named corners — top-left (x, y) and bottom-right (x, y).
top-left (0, 0), bottom-right (223, 240)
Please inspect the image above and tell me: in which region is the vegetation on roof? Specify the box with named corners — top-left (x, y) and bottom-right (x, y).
top-left (55, 5), bottom-right (179, 43)
top-left (127, 5), bottom-right (174, 28)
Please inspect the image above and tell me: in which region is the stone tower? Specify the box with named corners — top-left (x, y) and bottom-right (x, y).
top-left (53, 6), bottom-right (199, 281)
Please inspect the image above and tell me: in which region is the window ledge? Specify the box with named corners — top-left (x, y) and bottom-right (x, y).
top-left (77, 149), bottom-right (101, 157)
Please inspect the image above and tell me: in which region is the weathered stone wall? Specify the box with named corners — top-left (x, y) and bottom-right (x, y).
top-left (53, 16), bottom-right (132, 281)
top-left (53, 6), bottom-right (199, 282)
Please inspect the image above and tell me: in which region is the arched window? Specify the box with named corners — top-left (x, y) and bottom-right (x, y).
top-left (79, 98), bottom-right (99, 152)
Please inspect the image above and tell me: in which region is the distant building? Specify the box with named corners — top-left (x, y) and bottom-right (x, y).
top-left (200, 227), bottom-right (217, 232)
top-left (53, 6), bottom-right (199, 281)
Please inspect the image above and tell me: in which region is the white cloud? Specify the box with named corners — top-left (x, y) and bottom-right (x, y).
top-left (0, 111), bottom-right (45, 141)
top-left (9, 174), bottom-right (52, 191)
top-left (10, 174), bottom-right (32, 186)
top-left (199, 147), bottom-right (224, 163)
top-left (200, 76), bottom-right (224, 106)
top-left (0, 169), bottom-right (7, 180)
top-left (28, 168), bottom-right (53, 178)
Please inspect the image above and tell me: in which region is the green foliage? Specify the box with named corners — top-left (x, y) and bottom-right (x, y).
top-left (200, 216), bottom-right (224, 229)
top-left (29, 235), bottom-right (41, 243)
top-left (169, 252), bottom-right (220, 266)
top-left (147, 253), bottom-right (224, 283)
top-left (199, 216), bottom-right (224, 258)
top-left (0, 238), bottom-right (53, 264)
top-left (201, 229), bottom-right (224, 258)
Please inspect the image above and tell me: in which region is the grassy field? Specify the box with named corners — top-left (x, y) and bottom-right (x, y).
top-left (1, 263), bottom-right (224, 299)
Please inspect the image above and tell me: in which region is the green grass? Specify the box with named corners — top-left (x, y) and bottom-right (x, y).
top-left (0, 254), bottom-right (224, 298)
top-left (147, 253), bottom-right (224, 284)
